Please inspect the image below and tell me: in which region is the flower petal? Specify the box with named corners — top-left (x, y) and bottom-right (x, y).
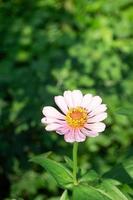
top-left (41, 117), bottom-right (47, 124)
top-left (56, 126), bottom-right (70, 135)
top-left (89, 104), bottom-right (107, 116)
top-left (54, 95), bottom-right (68, 114)
top-left (64, 129), bottom-right (75, 143)
top-left (81, 94), bottom-right (93, 108)
top-left (64, 90), bottom-right (74, 108)
top-left (42, 106), bottom-right (65, 119)
top-left (41, 117), bottom-right (65, 124)
top-left (88, 112), bottom-right (107, 123)
top-left (85, 122), bottom-right (106, 132)
top-left (81, 128), bottom-right (99, 137)
top-left (75, 129), bottom-right (86, 142)
top-left (88, 96), bottom-right (102, 112)
top-left (45, 123), bottom-right (62, 131)
top-left (72, 90), bottom-right (83, 107)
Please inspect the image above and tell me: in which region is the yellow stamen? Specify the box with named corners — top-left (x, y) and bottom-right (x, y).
top-left (65, 107), bottom-right (88, 128)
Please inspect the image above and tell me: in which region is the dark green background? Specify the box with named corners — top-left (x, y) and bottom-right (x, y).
top-left (0, 0), bottom-right (133, 199)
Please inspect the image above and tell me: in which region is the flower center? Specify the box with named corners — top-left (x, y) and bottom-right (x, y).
top-left (65, 107), bottom-right (88, 128)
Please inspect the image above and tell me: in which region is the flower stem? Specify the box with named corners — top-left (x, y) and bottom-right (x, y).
top-left (73, 142), bottom-right (78, 185)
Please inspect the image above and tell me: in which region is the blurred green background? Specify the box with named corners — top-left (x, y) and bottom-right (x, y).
top-left (0, 0), bottom-right (133, 199)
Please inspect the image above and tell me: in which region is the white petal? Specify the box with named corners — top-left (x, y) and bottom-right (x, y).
top-left (89, 104), bottom-right (107, 116)
top-left (64, 90), bottom-right (74, 108)
top-left (81, 128), bottom-right (99, 137)
top-left (72, 90), bottom-right (83, 107)
top-left (41, 117), bottom-right (47, 124)
top-left (56, 126), bottom-right (70, 135)
top-left (42, 106), bottom-right (65, 119)
top-left (85, 122), bottom-right (106, 132)
top-left (75, 129), bottom-right (86, 142)
top-left (54, 95), bottom-right (68, 114)
top-left (64, 129), bottom-right (75, 143)
top-left (81, 94), bottom-right (93, 108)
top-left (41, 117), bottom-right (65, 124)
top-left (45, 123), bottom-right (62, 131)
top-left (88, 96), bottom-right (102, 112)
top-left (88, 112), bottom-right (107, 123)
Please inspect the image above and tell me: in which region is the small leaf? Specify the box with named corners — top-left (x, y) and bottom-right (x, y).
top-left (29, 152), bottom-right (52, 160)
top-left (73, 184), bottom-right (111, 200)
top-left (60, 190), bottom-right (69, 200)
top-left (31, 154), bottom-right (73, 188)
top-left (64, 156), bottom-right (73, 169)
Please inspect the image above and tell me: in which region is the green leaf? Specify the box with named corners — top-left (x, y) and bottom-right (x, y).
top-left (60, 190), bottom-right (69, 200)
top-left (64, 156), bottom-right (73, 170)
top-left (124, 157), bottom-right (133, 178)
top-left (73, 184), bottom-right (111, 200)
top-left (80, 170), bottom-right (99, 183)
top-left (29, 152), bottom-right (52, 160)
top-left (31, 154), bottom-right (73, 188)
top-left (121, 184), bottom-right (133, 200)
top-left (97, 180), bottom-right (129, 200)
top-left (103, 163), bottom-right (133, 184)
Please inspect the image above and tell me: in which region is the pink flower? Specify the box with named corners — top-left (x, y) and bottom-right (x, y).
top-left (41, 90), bottom-right (107, 143)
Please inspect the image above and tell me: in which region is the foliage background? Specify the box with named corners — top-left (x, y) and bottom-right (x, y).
top-left (0, 0), bottom-right (133, 199)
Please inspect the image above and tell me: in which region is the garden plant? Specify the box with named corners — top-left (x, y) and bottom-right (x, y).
top-left (0, 0), bottom-right (133, 199)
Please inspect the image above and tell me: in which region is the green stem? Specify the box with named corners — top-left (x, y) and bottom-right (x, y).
top-left (73, 142), bottom-right (78, 185)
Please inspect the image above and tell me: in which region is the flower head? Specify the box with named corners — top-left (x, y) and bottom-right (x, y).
top-left (41, 90), bottom-right (107, 143)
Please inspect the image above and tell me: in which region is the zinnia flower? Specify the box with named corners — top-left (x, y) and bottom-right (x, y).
top-left (41, 90), bottom-right (107, 143)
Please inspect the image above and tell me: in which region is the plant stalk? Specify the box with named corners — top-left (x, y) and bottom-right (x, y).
top-left (73, 142), bottom-right (78, 185)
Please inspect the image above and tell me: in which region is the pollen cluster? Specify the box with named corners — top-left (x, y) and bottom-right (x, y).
top-left (65, 107), bottom-right (88, 128)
